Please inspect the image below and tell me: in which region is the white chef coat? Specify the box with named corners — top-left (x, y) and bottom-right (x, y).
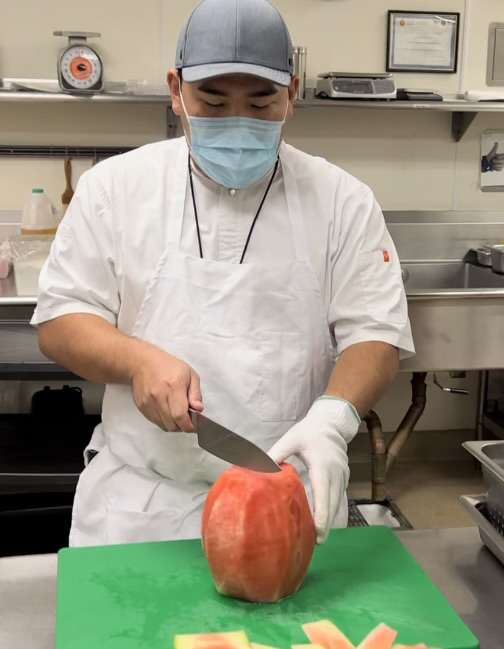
top-left (32, 137), bottom-right (414, 360)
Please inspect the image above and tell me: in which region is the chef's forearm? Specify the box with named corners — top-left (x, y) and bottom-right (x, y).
top-left (324, 341), bottom-right (399, 417)
top-left (37, 313), bottom-right (149, 384)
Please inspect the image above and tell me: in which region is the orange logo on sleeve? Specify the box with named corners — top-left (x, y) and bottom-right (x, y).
top-left (383, 250), bottom-right (390, 263)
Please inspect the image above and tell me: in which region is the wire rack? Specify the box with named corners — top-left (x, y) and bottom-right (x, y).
top-left (0, 144), bottom-right (133, 159)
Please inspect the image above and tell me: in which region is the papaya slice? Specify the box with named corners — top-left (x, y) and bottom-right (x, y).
top-left (302, 620), bottom-right (356, 649)
top-left (174, 631), bottom-right (251, 649)
top-left (356, 624), bottom-right (397, 649)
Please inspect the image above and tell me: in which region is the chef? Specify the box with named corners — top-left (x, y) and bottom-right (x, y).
top-left (33, 0), bottom-right (414, 547)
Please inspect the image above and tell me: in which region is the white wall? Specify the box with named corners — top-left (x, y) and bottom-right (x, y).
top-left (1, 0), bottom-right (503, 429)
top-left (2, 0), bottom-right (504, 211)
top-left (0, 0), bottom-right (164, 81)
top-left (0, 102), bottom-right (167, 209)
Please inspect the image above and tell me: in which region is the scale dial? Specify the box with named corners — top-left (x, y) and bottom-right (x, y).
top-left (58, 44), bottom-right (103, 93)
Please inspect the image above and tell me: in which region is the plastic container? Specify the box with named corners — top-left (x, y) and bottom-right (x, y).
top-left (21, 188), bottom-right (60, 236)
top-left (8, 235), bottom-right (53, 296)
top-left (14, 253), bottom-right (47, 295)
top-left (0, 257), bottom-right (11, 279)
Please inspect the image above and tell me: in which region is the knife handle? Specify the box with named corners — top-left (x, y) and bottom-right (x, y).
top-left (188, 408), bottom-right (200, 430)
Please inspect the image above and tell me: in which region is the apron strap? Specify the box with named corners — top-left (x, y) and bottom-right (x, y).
top-left (165, 140), bottom-right (190, 253)
top-left (132, 140), bottom-right (190, 332)
top-left (280, 145), bottom-right (311, 263)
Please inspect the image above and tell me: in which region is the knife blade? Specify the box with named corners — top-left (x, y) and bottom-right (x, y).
top-left (189, 410), bottom-right (281, 473)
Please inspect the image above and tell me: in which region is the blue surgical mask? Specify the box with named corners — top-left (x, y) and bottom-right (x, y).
top-left (181, 92), bottom-right (287, 189)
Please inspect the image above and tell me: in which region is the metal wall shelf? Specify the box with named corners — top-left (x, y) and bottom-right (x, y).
top-left (295, 97), bottom-right (504, 142)
top-left (0, 90), bottom-right (171, 105)
top-left (0, 88), bottom-right (178, 137)
top-left (1, 88), bottom-right (504, 141)
top-left (296, 97), bottom-right (504, 111)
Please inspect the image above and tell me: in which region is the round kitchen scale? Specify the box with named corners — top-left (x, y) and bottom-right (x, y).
top-left (53, 30), bottom-right (103, 94)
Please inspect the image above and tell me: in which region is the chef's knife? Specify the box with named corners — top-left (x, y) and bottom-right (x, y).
top-left (189, 410), bottom-right (281, 473)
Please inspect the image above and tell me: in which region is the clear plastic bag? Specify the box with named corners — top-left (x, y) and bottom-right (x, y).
top-left (0, 239), bottom-right (15, 279)
top-left (0, 236), bottom-right (53, 293)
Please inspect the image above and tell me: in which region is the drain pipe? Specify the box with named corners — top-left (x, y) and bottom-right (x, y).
top-left (386, 372), bottom-right (428, 472)
top-left (364, 372), bottom-right (471, 499)
top-left (364, 372), bottom-right (428, 500)
top-left (364, 409), bottom-right (386, 501)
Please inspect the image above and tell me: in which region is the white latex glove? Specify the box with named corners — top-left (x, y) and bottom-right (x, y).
top-left (268, 397), bottom-right (360, 544)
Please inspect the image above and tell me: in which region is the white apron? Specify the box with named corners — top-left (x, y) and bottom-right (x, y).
top-left (70, 143), bottom-right (346, 546)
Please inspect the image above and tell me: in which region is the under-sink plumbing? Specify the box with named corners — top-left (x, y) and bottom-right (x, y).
top-left (364, 370), bottom-right (470, 500)
top-left (433, 373), bottom-right (469, 395)
top-left (364, 372), bottom-right (427, 501)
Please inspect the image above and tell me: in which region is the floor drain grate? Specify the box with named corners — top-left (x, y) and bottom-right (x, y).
top-left (348, 499), bottom-right (413, 529)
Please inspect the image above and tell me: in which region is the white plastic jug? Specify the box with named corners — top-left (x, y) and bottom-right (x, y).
top-left (21, 188), bottom-right (60, 235)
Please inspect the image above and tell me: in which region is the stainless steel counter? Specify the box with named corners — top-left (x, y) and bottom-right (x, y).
top-left (0, 273), bottom-right (36, 307)
top-left (0, 553), bottom-right (57, 649)
top-left (0, 274), bottom-right (76, 377)
top-left (0, 321), bottom-right (75, 379)
top-left (396, 528), bottom-right (504, 648)
top-left (0, 528), bottom-right (502, 649)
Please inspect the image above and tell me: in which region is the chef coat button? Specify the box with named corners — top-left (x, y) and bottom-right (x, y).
top-left (228, 188), bottom-right (236, 196)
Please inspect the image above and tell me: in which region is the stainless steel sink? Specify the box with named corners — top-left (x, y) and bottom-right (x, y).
top-left (399, 261), bottom-right (504, 372)
top-left (402, 261), bottom-right (504, 292)
top-left (384, 210), bottom-right (504, 372)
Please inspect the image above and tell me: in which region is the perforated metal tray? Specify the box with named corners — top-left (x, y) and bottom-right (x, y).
top-left (459, 494), bottom-right (504, 566)
top-left (463, 440), bottom-right (504, 533)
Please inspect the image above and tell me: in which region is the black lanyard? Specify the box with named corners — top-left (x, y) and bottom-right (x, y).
top-left (188, 154), bottom-right (279, 264)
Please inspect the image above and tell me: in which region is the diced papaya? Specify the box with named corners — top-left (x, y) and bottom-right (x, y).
top-left (302, 620), bottom-right (356, 649)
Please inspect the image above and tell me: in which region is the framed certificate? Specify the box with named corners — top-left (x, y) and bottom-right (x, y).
top-left (386, 11), bottom-right (460, 73)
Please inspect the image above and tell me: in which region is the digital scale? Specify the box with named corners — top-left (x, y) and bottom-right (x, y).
top-left (316, 72), bottom-right (396, 100)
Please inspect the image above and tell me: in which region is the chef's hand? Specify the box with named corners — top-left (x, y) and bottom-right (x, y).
top-left (268, 397), bottom-right (360, 544)
top-left (131, 343), bottom-right (202, 432)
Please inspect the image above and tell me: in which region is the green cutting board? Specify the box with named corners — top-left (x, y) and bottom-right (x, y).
top-left (56, 526), bottom-right (478, 649)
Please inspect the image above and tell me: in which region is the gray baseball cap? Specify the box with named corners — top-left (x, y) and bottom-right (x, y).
top-left (176, 0), bottom-right (293, 87)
